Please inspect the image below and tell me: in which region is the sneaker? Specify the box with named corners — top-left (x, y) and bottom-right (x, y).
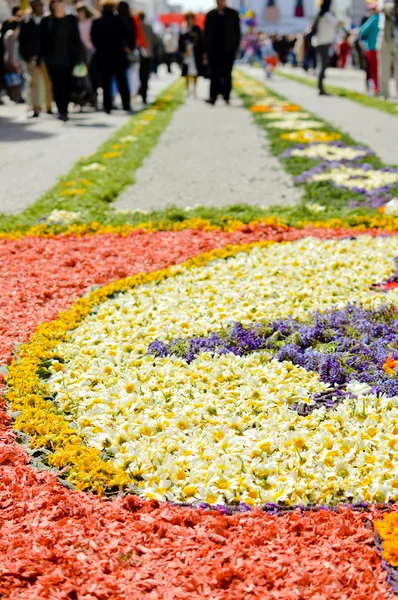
top-left (205, 98), bottom-right (216, 105)
top-left (58, 113), bottom-right (69, 122)
top-left (319, 90), bottom-right (331, 96)
top-left (28, 110), bottom-right (39, 118)
top-left (47, 107), bottom-right (54, 115)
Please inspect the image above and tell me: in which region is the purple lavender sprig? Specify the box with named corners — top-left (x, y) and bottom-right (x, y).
top-left (148, 304), bottom-right (398, 400)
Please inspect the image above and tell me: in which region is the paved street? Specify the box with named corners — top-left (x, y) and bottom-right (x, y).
top-left (116, 77), bottom-right (301, 211)
top-left (242, 66), bottom-right (398, 165)
top-left (0, 67), bottom-right (179, 215)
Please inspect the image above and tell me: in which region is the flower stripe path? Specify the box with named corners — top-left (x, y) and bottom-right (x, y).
top-left (240, 66), bottom-right (398, 165)
top-left (0, 227), bottom-right (398, 598)
top-left (2, 224), bottom-right (397, 365)
top-left (235, 71), bottom-right (398, 217)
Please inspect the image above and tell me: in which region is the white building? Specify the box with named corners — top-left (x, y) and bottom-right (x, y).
top-left (229, 0), bottom-right (369, 32)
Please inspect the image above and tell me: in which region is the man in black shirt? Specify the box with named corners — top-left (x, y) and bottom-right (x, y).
top-left (91, 0), bottom-right (132, 113)
top-left (204, 0), bottom-right (241, 105)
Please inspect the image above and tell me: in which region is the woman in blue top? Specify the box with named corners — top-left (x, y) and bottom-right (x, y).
top-left (359, 2), bottom-right (380, 92)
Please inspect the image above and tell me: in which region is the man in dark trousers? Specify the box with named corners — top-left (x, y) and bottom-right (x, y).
top-left (204, 0), bottom-right (241, 105)
top-left (91, 0), bottom-right (131, 114)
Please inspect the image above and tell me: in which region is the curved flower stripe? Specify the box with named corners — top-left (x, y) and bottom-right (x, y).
top-left (33, 236), bottom-right (398, 506)
top-left (280, 130), bottom-right (343, 143)
top-left (3, 212), bottom-right (398, 239)
top-left (281, 141), bottom-right (373, 163)
top-left (6, 240), bottom-right (274, 494)
top-left (266, 119), bottom-right (325, 130)
top-left (260, 111), bottom-right (312, 120)
top-left (296, 163), bottom-right (398, 195)
top-left (148, 304), bottom-right (398, 399)
top-left (375, 513), bottom-right (398, 567)
top-left (250, 103), bottom-right (302, 112)
top-left (0, 216), bottom-right (284, 239)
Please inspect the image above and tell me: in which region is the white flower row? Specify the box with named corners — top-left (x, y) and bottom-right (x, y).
top-left (267, 120), bottom-right (325, 130)
top-left (288, 144), bottom-right (370, 162)
top-left (312, 166), bottom-right (398, 191)
top-left (48, 237), bottom-right (398, 506)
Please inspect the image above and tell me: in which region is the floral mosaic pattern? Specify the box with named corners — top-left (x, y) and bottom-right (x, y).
top-left (266, 119), bottom-right (325, 130)
top-left (3, 71), bottom-right (398, 599)
top-left (10, 236), bottom-right (398, 509)
top-left (281, 141), bottom-right (373, 162)
top-left (296, 163), bottom-right (398, 194)
top-left (280, 130), bottom-right (343, 143)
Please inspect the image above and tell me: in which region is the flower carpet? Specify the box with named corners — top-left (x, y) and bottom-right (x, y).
top-left (3, 75), bottom-right (398, 599)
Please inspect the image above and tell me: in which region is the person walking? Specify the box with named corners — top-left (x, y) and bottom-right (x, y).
top-left (395, 2), bottom-right (398, 96)
top-left (76, 2), bottom-right (98, 107)
top-left (117, 1), bottom-right (136, 101)
top-left (311, 0), bottom-right (338, 95)
top-left (3, 17), bottom-right (23, 103)
top-left (378, 2), bottom-right (396, 99)
top-left (40, 0), bottom-right (80, 120)
top-left (20, 0), bottom-right (52, 117)
top-left (91, 0), bottom-right (131, 114)
top-left (0, 0), bottom-right (11, 97)
top-left (179, 13), bottom-right (204, 96)
top-left (337, 32), bottom-right (351, 68)
top-left (138, 11), bottom-right (157, 105)
top-left (359, 2), bottom-right (380, 93)
top-left (204, 0), bottom-right (241, 105)
top-left (162, 24), bottom-right (178, 73)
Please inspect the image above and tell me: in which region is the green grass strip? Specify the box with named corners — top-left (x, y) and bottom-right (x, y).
top-left (0, 79), bottom-right (185, 233)
top-left (276, 68), bottom-right (398, 118)
top-left (233, 68), bottom-right (398, 226)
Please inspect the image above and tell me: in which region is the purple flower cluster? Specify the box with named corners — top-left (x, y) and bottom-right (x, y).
top-left (148, 304), bottom-right (398, 398)
top-left (294, 162), bottom-right (398, 197)
top-left (349, 192), bottom-right (392, 210)
top-left (281, 141), bottom-right (373, 163)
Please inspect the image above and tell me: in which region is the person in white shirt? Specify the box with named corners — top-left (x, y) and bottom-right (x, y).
top-left (162, 25), bottom-right (178, 73)
top-left (312, 0), bottom-right (338, 95)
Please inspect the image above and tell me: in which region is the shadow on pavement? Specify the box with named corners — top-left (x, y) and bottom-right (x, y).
top-left (0, 116), bottom-right (55, 142)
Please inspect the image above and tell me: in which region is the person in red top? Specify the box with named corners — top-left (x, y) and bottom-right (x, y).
top-left (338, 33), bottom-right (351, 68)
top-left (133, 12), bottom-right (146, 49)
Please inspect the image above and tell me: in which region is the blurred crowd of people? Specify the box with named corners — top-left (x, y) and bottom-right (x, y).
top-left (0, 0), bottom-right (163, 119)
top-left (0, 0), bottom-right (242, 120)
top-left (3, 0), bottom-right (396, 121)
top-left (240, 0), bottom-right (398, 98)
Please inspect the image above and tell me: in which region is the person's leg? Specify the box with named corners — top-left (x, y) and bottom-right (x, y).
top-left (311, 49), bottom-right (317, 71)
top-left (139, 58), bottom-right (150, 104)
top-left (41, 63), bottom-right (53, 112)
top-left (166, 53), bottom-right (171, 73)
top-left (192, 75), bottom-right (197, 97)
top-left (115, 66), bottom-right (131, 111)
top-left (317, 44), bottom-right (329, 92)
top-left (395, 50), bottom-right (398, 97)
top-left (379, 47), bottom-right (390, 97)
top-left (46, 64), bottom-right (62, 113)
top-left (366, 50), bottom-right (378, 92)
top-left (209, 60), bottom-right (221, 102)
top-left (100, 66), bottom-right (112, 112)
top-left (26, 60), bottom-right (40, 113)
top-left (88, 54), bottom-right (99, 107)
top-left (223, 55), bottom-right (234, 101)
top-left (58, 66), bottom-right (72, 115)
